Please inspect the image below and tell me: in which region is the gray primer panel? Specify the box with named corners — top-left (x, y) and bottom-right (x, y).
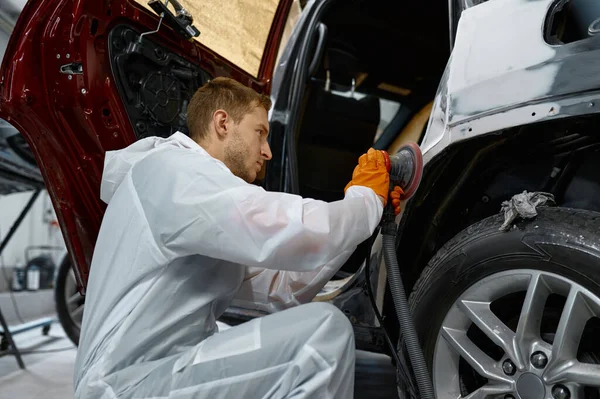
top-left (422, 0), bottom-right (600, 164)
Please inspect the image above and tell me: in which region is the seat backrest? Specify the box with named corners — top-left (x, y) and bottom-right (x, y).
top-left (300, 87), bottom-right (380, 152)
top-left (296, 49), bottom-right (381, 202)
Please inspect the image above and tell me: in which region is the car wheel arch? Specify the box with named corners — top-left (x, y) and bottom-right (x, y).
top-left (387, 114), bottom-right (600, 329)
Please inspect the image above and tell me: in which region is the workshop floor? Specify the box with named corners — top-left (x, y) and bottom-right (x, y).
top-left (0, 320), bottom-right (397, 399)
top-left (0, 320), bottom-right (76, 399)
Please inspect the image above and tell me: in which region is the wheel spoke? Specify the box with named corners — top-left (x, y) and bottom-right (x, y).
top-left (441, 327), bottom-right (513, 384)
top-left (463, 384), bottom-right (513, 399)
top-left (67, 293), bottom-right (81, 305)
top-left (71, 304), bottom-right (84, 320)
top-left (544, 361), bottom-right (600, 387)
top-left (459, 299), bottom-right (523, 369)
top-left (68, 268), bottom-right (77, 284)
top-left (550, 288), bottom-right (590, 364)
top-left (515, 273), bottom-right (551, 361)
top-left (542, 287), bottom-right (593, 388)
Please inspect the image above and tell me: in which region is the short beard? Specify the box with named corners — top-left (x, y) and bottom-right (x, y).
top-left (224, 128), bottom-right (253, 183)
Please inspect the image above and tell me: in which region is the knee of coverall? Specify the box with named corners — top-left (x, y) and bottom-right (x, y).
top-left (304, 302), bottom-right (354, 343)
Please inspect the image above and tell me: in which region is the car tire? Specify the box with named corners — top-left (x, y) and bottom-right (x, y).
top-left (54, 254), bottom-right (83, 346)
top-left (407, 207), bottom-right (600, 398)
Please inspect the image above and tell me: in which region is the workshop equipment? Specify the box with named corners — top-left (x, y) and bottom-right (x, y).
top-left (25, 248), bottom-right (62, 289)
top-left (365, 143), bottom-right (434, 399)
top-left (11, 268), bottom-right (25, 291)
top-left (0, 189), bottom-right (55, 369)
top-left (10, 255), bottom-right (57, 292)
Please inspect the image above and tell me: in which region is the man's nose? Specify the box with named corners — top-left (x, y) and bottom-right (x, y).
top-left (262, 142), bottom-right (272, 160)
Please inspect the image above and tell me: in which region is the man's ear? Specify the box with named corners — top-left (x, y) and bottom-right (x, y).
top-left (213, 109), bottom-right (229, 139)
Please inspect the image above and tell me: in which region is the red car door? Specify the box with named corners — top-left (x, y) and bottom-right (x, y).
top-left (0, 0), bottom-right (294, 293)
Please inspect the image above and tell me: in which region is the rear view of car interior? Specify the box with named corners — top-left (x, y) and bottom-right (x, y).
top-left (296, 0), bottom-right (448, 201)
top-left (295, 0), bottom-right (449, 275)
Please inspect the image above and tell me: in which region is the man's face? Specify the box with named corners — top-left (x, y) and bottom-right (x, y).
top-left (224, 106), bottom-right (272, 183)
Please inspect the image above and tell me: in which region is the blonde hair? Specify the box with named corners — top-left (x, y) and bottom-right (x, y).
top-left (187, 77), bottom-right (271, 141)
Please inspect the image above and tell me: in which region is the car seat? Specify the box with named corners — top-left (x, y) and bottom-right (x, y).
top-left (297, 47), bottom-right (381, 203)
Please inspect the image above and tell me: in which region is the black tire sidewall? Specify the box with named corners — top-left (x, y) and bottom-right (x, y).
top-left (409, 207), bottom-right (600, 366)
top-left (54, 254), bottom-right (81, 346)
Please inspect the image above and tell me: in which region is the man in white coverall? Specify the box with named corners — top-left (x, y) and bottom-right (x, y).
top-left (73, 77), bottom-right (401, 398)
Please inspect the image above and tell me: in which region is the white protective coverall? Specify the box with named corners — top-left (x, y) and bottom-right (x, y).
top-left (73, 132), bottom-right (383, 398)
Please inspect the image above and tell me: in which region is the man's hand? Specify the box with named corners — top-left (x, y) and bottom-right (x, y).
top-left (344, 148), bottom-right (390, 205)
top-left (390, 186), bottom-right (404, 216)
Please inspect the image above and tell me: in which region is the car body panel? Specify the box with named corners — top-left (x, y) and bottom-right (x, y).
top-left (422, 0), bottom-right (600, 164)
top-left (0, 0), bottom-right (292, 293)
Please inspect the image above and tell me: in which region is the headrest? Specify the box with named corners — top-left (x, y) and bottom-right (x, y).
top-left (324, 48), bottom-right (359, 80)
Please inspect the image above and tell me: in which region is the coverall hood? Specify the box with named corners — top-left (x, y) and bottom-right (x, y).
top-left (100, 132), bottom-right (204, 203)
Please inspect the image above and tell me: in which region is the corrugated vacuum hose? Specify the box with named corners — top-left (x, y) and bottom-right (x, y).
top-left (381, 144), bottom-right (435, 398)
top-left (382, 232), bottom-right (435, 399)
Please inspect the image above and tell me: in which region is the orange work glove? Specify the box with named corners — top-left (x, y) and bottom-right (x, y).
top-left (390, 186), bottom-right (404, 216)
top-left (344, 148), bottom-right (390, 205)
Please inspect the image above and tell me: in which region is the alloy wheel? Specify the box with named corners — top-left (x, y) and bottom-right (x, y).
top-left (433, 269), bottom-right (600, 398)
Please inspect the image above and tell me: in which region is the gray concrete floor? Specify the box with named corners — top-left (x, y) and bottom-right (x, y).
top-left (0, 318), bottom-right (397, 398)
top-left (0, 319), bottom-right (76, 399)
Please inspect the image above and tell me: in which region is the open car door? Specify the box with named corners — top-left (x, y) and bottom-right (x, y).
top-left (0, 0), bottom-right (294, 294)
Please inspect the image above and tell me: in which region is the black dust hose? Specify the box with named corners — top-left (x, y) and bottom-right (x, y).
top-left (364, 229), bottom-right (418, 398)
top-left (381, 214), bottom-right (435, 399)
